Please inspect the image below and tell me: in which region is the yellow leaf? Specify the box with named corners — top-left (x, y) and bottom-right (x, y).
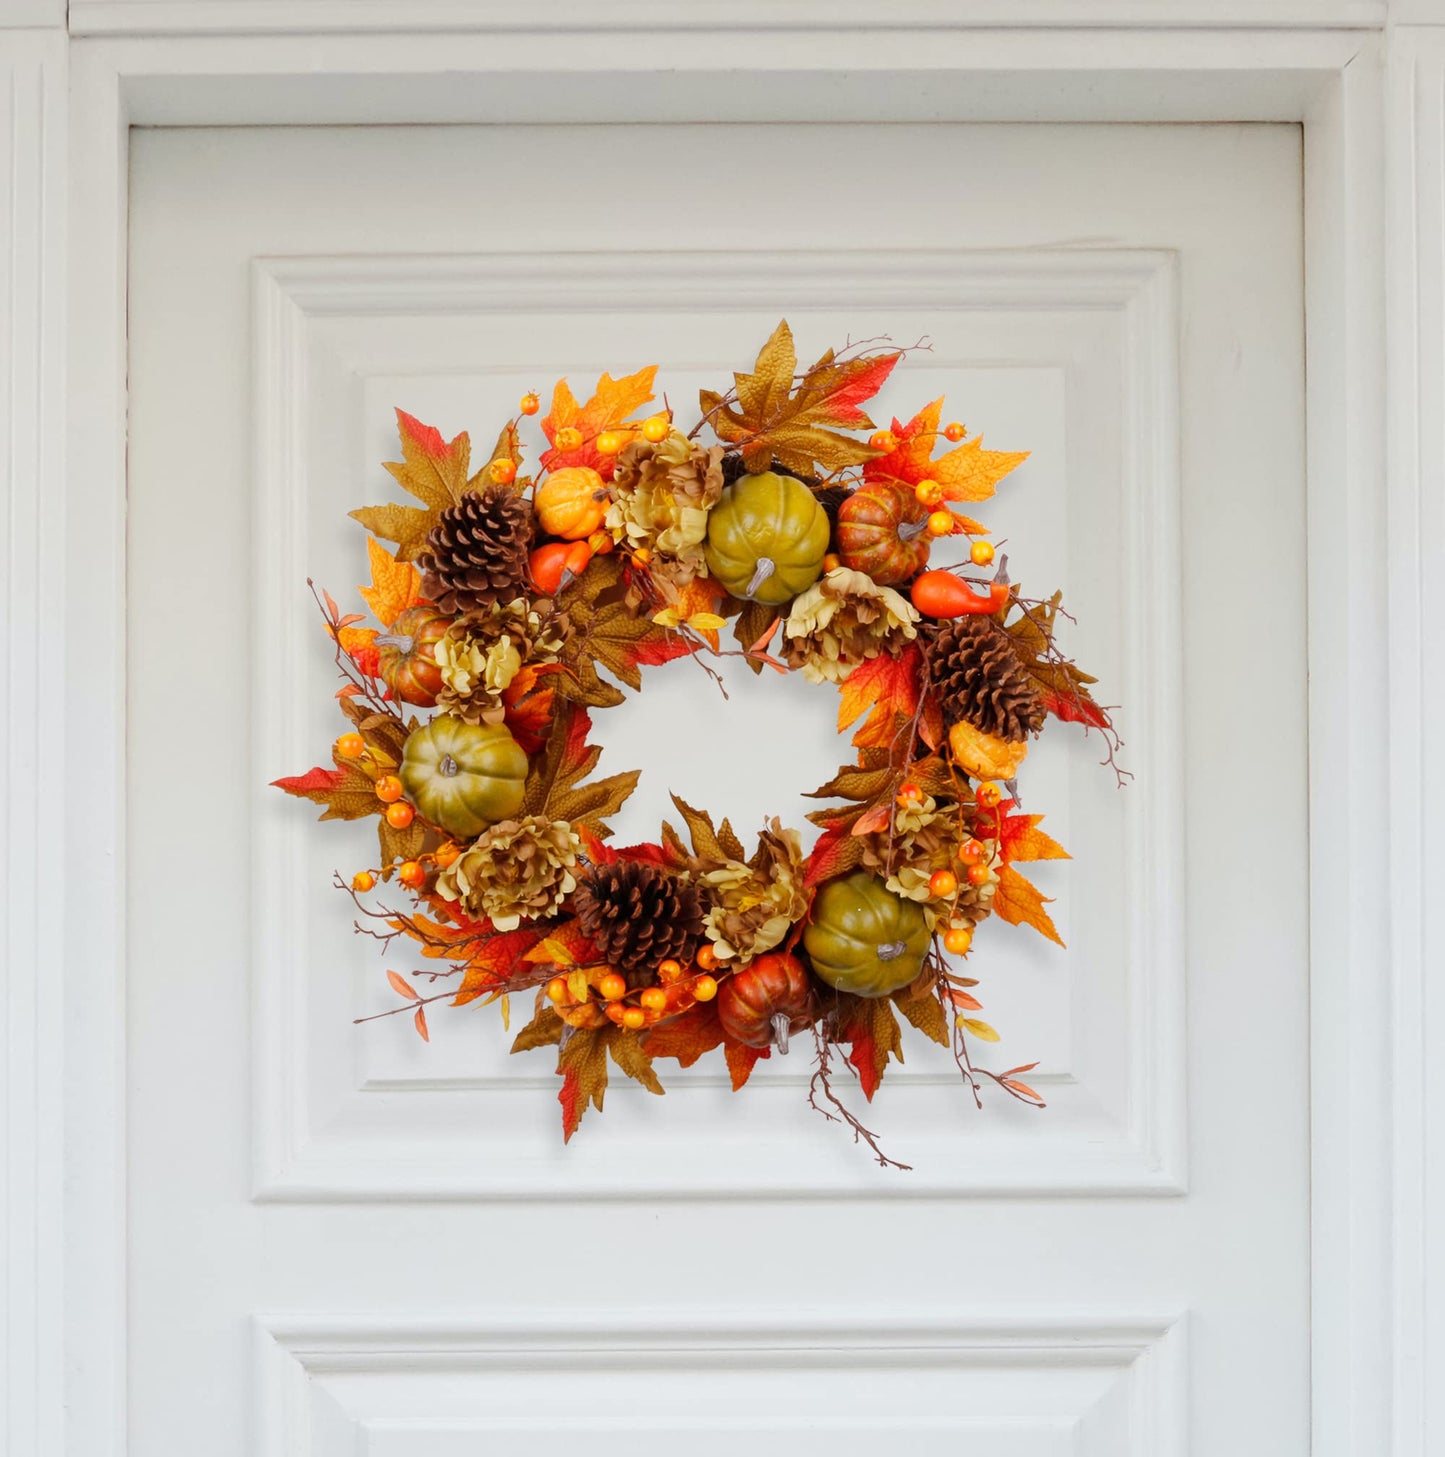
top-left (357, 536), bottom-right (422, 626)
top-left (992, 863), bottom-right (1065, 947)
top-left (686, 612), bottom-right (728, 633)
top-left (958, 1017), bottom-right (1000, 1042)
top-left (651, 608), bottom-right (682, 629)
top-left (500, 994), bottom-right (511, 1032)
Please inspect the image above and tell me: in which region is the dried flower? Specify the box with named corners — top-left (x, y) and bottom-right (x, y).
top-left (701, 820), bottom-right (809, 964)
top-left (436, 815), bottom-right (581, 930)
top-left (781, 567), bottom-right (919, 683)
top-left (859, 794), bottom-right (999, 924)
top-left (607, 430), bottom-right (725, 584)
top-left (433, 598), bottom-right (566, 723)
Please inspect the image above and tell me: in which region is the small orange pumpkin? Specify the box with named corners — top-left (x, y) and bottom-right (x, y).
top-left (836, 482), bottom-right (933, 586)
top-left (535, 466), bottom-right (610, 540)
top-left (376, 604), bottom-right (450, 706)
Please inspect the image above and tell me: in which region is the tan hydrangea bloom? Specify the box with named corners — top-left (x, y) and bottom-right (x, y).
top-left (781, 567), bottom-right (920, 684)
top-left (436, 815), bottom-right (581, 931)
top-left (701, 820), bottom-right (809, 964)
top-left (859, 794), bottom-right (1000, 927)
top-left (433, 598), bottom-right (565, 723)
top-left (607, 430), bottom-right (725, 583)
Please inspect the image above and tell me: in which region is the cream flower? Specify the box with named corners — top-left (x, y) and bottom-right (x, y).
top-left (781, 567), bottom-right (919, 683)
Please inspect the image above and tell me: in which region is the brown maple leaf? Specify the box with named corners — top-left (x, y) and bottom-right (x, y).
top-left (521, 697), bottom-right (639, 838)
top-left (998, 591), bottom-right (1111, 731)
top-left (699, 320), bottom-right (900, 477)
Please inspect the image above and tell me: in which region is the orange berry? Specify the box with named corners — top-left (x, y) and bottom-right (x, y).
top-left (490, 458), bottom-right (517, 486)
top-left (692, 974), bottom-right (718, 1002)
top-left (596, 430), bottom-right (623, 456)
top-left (641, 415), bottom-right (670, 443)
top-left (385, 801), bottom-right (415, 829)
top-left (694, 945), bottom-right (719, 973)
top-left (556, 426), bottom-right (583, 450)
top-left (966, 863), bottom-right (991, 887)
top-left (927, 509), bottom-right (954, 537)
top-left (605, 1002), bottom-right (627, 1024)
top-left (335, 732), bottom-right (365, 759)
top-left (351, 871), bottom-right (375, 893)
top-left (959, 838), bottom-right (986, 866)
top-left (914, 479), bottom-right (943, 508)
top-left (896, 782), bottom-right (923, 808)
top-left (433, 841), bottom-right (460, 869)
top-left (599, 972), bottom-right (628, 1001)
top-left (944, 926), bottom-right (973, 955)
top-left (970, 540), bottom-right (995, 566)
top-left (398, 860), bottom-right (426, 889)
top-left (869, 430), bottom-right (897, 451)
top-left (657, 959), bottom-right (682, 980)
top-left (823, 553), bottom-right (842, 572)
top-left (632, 546), bottom-right (652, 566)
top-left (944, 421), bottom-right (966, 442)
top-left (621, 1007), bottom-right (647, 1031)
top-left (374, 774), bottom-right (404, 804)
top-left (546, 977), bottom-right (569, 1004)
top-left (519, 392), bottom-right (540, 416)
top-left (587, 530), bottom-right (614, 556)
top-left (929, 869), bottom-right (959, 898)
top-left (976, 782), bottom-right (1003, 809)
top-left (640, 987), bottom-right (668, 1012)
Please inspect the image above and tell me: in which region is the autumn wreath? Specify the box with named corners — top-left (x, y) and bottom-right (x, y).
top-left (275, 322), bottom-right (1121, 1168)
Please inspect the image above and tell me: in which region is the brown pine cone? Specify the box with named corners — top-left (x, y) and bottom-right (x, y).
top-left (418, 486), bottom-right (533, 613)
top-left (573, 861), bottom-right (704, 977)
top-left (925, 616), bottom-right (1045, 743)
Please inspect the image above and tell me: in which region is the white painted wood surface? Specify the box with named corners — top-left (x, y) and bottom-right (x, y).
top-left (0, 7), bottom-right (1438, 1457)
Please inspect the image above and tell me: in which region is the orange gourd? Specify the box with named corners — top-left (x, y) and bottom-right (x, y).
top-left (529, 540), bottom-right (593, 595)
top-left (535, 466), bottom-right (610, 540)
top-left (909, 570), bottom-right (1009, 619)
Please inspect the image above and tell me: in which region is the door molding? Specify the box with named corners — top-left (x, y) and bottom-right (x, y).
top-left (0, 7), bottom-right (1438, 1455)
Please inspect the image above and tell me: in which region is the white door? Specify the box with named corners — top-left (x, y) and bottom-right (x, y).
top-left (126, 122), bottom-right (1307, 1455)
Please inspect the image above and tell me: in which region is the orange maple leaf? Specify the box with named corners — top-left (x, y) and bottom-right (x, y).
top-left (643, 1001), bottom-right (725, 1067)
top-left (991, 863), bottom-right (1064, 946)
top-left (500, 662), bottom-right (561, 755)
top-left (725, 1039), bottom-right (770, 1090)
top-left (452, 925), bottom-right (550, 1006)
top-left (864, 397), bottom-right (1028, 509)
top-left (540, 366), bottom-right (658, 478)
top-left (988, 799), bottom-right (1070, 866)
top-left (336, 624), bottom-right (380, 678)
top-left (836, 643), bottom-right (925, 751)
top-left (357, 536), bottom-right (422, 627)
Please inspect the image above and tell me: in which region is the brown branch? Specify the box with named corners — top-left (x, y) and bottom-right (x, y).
top-left (806, 1022), bottom-right (912, 1171)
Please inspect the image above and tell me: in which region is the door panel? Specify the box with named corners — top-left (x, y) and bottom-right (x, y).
top-left (128, 122), bottom-right (1307, 1455)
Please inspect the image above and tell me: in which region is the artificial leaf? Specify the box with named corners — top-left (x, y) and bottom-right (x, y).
top-left (892, 976), bottom-right (949, 1047)
top-left (609, 1031), bottom-right (665, 1095)
top-left (837, 992), bottom-right (904, 1101)
top-left (522, 917), bottom-right (608, 972)
top-left (349, 409), bottom-right (486, 562)
top-left (836, 643), bottom-right (925, 752)
top-left (803, 825), bottom-right (866, 889)
top-left (989, 800), bottom-right (1070, 867)
top-left (377, 811), bottom-right (426, 870)
top-left (387, 969), bottom-right (420, 1001)
top-left (946, 988), bottom-right (983, 1011)
top-left (732, 598), bottom-right (781, 674)
top-left (522, 698), bottom-right (639, 838)
top-left (541, 366), bottom-right (658, 477)
top-left (1002, 1077), bottom-right (1043, 1102)
top-left (511, 1002), bottom-right (565, 1054)
top-left (334, 623), bottom-right (381, 678)
top-left (725, 1039), bottom-right (770, 1090)
top-left (958, 1017), bottom-right (1001, 1043)
top-left (664, 794), bottom-right (746, 865)
top-left (992, 864), bottom-right (1064, 947)
top-left (337, 700), bottom-right (410, 765)
top-left (700, 320), bottom-right (900, 476)
top-left (453, 925), bottom-right (550, 1006)
top-left (413, 1007), bottom-right (430, 1041)
top-left (500, 662), bottom-right (561, 755)
top-left (555, 554), bottom-right (696, 708)
top-left (863, 397), bottom-right (1028, 505)
top-left (998, 592), bottom-right (1110, 732)
top-left (271, 757), bottom-right (377, 821)
top-left (643, 1001), bottom-right (725, 1067)
top-left (357, 536), bottom-right (422, 626)
top-left (557, 1025), bottom-right (611, 1141)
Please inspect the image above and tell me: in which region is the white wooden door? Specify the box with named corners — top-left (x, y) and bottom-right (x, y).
top-left (126, 122), bottom-right (1307, 1455)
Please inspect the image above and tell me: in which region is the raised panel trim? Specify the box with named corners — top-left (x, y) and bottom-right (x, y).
top-left (255, 1310), bottom-right (1188, 1457)
top-left (250, 247), bottom-right (1185, 1201)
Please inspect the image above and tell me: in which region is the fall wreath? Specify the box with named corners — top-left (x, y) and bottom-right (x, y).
top-left (275, 322), bottom-right (1122, 1168)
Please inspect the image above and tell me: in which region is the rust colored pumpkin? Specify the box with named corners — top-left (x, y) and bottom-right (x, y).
top-left (376, 604), bottom-right (450, 706)
top-left (717, 952), bottom-right (813, 1051)
top-left (836, 481), bottom-right (934, 586)
top-left (535, 465), bottom-right (610, 541)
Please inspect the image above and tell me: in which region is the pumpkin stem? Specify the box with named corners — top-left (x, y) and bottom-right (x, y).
top-left (439, 753), bottom-right (459, 778)
top-left (771, 1012), bottom-right (792, 1056)
top-left (373, 633), bottom-right (413, 651)
top-left (876, 940), bottom-right (907, 961)
top-left (898, 518), bottom-right (931, 543)
top-left (745, 558), bottom-right (776, 599)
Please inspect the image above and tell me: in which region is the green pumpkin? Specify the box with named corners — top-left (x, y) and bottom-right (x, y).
top-left (803, 871), bottom-right (932, 998)
top-left (704, 470), bottom-right (830, 605)
top-left (399, 716), bottom-right (528, 839)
